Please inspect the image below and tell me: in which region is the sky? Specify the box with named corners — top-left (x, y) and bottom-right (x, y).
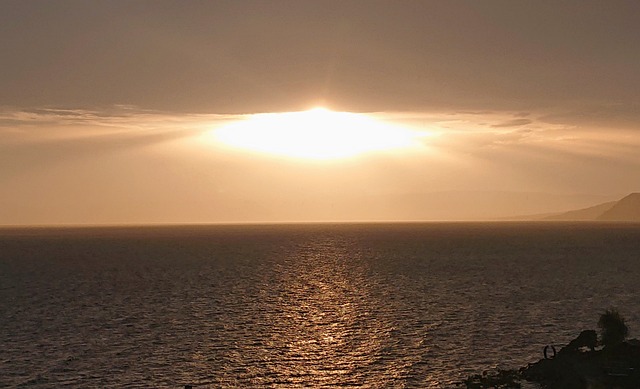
top-left (1, 0), bottom-right (640, 224)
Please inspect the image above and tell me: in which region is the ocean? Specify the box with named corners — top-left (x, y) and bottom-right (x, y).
top-left (1, 222), bottom-right (639, 388)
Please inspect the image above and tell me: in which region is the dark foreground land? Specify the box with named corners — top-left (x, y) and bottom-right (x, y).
top-left (463, 311), bottom-right (640, 388)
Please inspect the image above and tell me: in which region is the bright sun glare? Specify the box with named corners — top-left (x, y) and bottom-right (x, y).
top-left (213, 108), bottom-right (426, 160)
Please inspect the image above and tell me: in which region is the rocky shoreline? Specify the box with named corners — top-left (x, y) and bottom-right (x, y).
top-left (462, 310), bottom-right (640, 388)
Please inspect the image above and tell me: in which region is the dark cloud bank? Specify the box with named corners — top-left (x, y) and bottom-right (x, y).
top-left (1, 0), bottom-right (639, 117)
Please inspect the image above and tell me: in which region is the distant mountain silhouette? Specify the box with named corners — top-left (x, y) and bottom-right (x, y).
top-left (543, 201), bottom-right (617, 221)
top-left (544, 193), bottom-right (640, 222)
top-left (597, 193), bottom-right (640, 221)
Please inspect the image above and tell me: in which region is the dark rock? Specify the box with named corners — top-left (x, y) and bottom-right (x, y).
top-left (462, 368), bottom-right (521, 388)
top-left (463, 333), bottom-right (640, 388)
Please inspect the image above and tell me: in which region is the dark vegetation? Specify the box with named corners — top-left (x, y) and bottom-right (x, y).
top-left (599, 309), bottom-right (629, 348)
top-left (462, 309), bottom-right (640, 388)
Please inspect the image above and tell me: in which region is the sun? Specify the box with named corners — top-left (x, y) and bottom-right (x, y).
top-left (212, 108), bottom-right (425, 160)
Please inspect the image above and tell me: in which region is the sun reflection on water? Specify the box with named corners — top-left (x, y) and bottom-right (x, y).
top-left (205, 235), bottom-right (441, 387)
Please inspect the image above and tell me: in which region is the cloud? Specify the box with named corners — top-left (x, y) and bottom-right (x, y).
top-left (1, 2), bottom-right (639, 115)
top-left (0, 105), bottom-right (236, 142)
top-left (537, 103), bottom-right (640, 131)
top-left (0, 106), bottom-right (241, 177)
top-left (491, 119), bottom-right (533, 128)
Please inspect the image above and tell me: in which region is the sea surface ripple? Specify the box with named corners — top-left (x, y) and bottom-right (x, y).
top-left (1, 223), bottom-right (640, 388)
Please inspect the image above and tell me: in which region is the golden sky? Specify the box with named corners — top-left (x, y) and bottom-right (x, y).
top-left (1, 1), bottom-right (639, 224)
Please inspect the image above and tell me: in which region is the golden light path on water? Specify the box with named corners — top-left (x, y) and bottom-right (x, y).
top-left (212, 108), bottom-right (430, 160)
top-left (196, 233), bottom-right (443, 387)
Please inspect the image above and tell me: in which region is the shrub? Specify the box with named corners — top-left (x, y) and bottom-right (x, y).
top-left (598, 309), bottom-right (629, 347)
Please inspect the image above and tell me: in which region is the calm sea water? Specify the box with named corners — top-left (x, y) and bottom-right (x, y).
top-left (1, 222), bottom-right (639, 388)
